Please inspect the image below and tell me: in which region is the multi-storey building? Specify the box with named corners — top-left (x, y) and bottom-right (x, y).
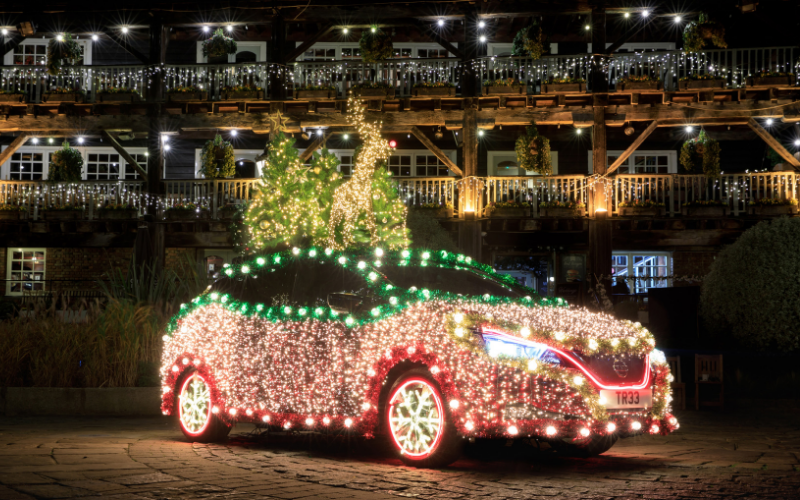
top-left (0, 1), bottom-right (798, 317)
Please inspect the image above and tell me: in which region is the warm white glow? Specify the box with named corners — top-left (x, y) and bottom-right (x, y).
top-left (343, 28), bottom-right (349, 34)
top-left (121, 27), bottom-right (128, 34)
top-left (576, 128), bottom-right (582, 135)
top-left (765, 119), bottom-right (773, 126)
top-left (305, 418), bottom-right (314, 426)
top-left (624, 12), bottom-right (630, 18)
top-left (585, 25), bottom-right (590, 30)
top-left (77, 137), bottom-right (84, 144)
top-left (580, 427), bottom-right (591, 437)
top-left (227, 25), bottom-right (233, 32)
top-left (57, 34), bottom-right (64, 41)
top-left (203, 26), bottom-right (210, 33)
top-left (479, 35), bottom-right (487, 42)
top-left (231, 129), bottom-right (238, 136)
top-left (685, 126), bottom-right (694, 133)
top-left (674, 16), bottom-right (682, 23)
top-left (642, 10), bottom-right (650, 17)
top-left (607, 422), bottom-right (616, 432)
top-left (437, 19), bottom-right (444, 27)
top-left (478, 21), bottom-right (486, 28)
top-left (449, 400), bottom-right (459, 409)
top-left (91, 34), bottom-right (98, 41)
top-left (1, 29), bottom-right (7, 35)
top-left (508, 425), bottom-right (518, 435)
top-left (465, 421), bottom-right (474, 431)
top-left (651, 424), bottom-right (660, 434)
top-left (632, 421), bottom-right (642, 430)
top-left (546, 426), bottom-right (557, 436)
top-left (520, 326), bottom-right (531, 337)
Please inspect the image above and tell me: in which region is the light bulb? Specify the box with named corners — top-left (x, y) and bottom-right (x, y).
top-left (203, 26), bottom-right (209, 33)
top-left (546, 426), bottom-right (557, 436)
top-left (57, 34), bottom-right (64, 41)
top-left (343, 134), bottom-right (349, 140)
top-left (674, 16), bottom-right (682, 23)
top-left (1, 29), bottom-right (7, 36)
top-left (31, 137), bottom-right (38, 144)
top-left (478, 21), bottom-right (486, 28)
top-left (624, 12), bottom-right (630, 18)
top-left (479, 35), bottom-right (487, 42)
top-left (227, 25), bottom-right (233, 32)
top-left (794, 139), bottom-right (800, 147)
top-left (121, 27), bottom-right (128, 34)
top-left (576, 128), bottom-right (582, 135)
top-left (231, 129), bottom-right (238, 136)
top-left (77, 137), bottom-right (84, 144)
top-left (607, 422), bottom-right (616, 432)
top-left (585, 25), bottom-right (590, 31)
top-left (91, 34), bottom-right (98, 41)
top-left (437, 19), bottom-right (444, 27)
top-left (580, 428), bottom-right (591, 437)
top-left (642, 10), bottom-right (650, 18)
top-left (343, 28), bottom-right (349, 34)
top-left (371, 27), bottom-right (376, 33)
top-left (765, 119), bottom-right (773, 126)
top-left (685, 126), bottom-right (694, 133)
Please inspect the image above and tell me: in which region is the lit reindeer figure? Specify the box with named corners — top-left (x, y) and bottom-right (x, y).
top-left (327, 97), bottom-right (393, 249)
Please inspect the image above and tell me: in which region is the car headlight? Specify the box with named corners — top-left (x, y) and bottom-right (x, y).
top-left (481, 329), bottom-right (561, 365)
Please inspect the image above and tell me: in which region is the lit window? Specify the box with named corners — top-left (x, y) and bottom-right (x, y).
top-left (6, 249), bottom-right (46, 295)
top-left (612, 252), bottom-right (671, 294)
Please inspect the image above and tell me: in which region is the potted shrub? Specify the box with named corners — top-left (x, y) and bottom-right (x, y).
top-left (167, 86), bottom-right (207, 101)
top-left (617, 75), bottom-right (662, 91)
top-left (618, 200), bottom-right (665, 217)
top-left (46, 34), bottom-right (83, 76)
top-left (48, 141), bottom-right (84, 182)
top-left (43, 204), bottom-right (83, 220)
top-left (681, 200), bottom-right (727, 217)
top-left (412, 81), bottom-right (456, 97)
top-left (202, 28), bottom-right (237, 62)
top-left (682, 12), bottom-right (727, 54)
top-left (199, 134), bottom-right (236, 179)
top-left (42, 87), bottom-right (85, 103)
top-left (0, 89), bottom-right (26, 103)
top-left (541, 77), bottom-right (586, 93)
top-left (539, 200), bottom-right (585, 217)
top-left (165, 202), bottom-right (210, 220)
top-left (359, 27), bottom-right (393, 63)
top-left (0, 204), bottom-right (26, 220)
top-left (746, 71), bottom-right (796, 88)
top-left (349, 82), bottom-right (395, 99)
top-left (749, 198), bottom-right (799, 216)
top-left (221, 84), bottom-right (263, 100)
top-left (96, 87), bottom-right (141, 102)
top-left (483, 78), bottom-right (525, 96)
top-left (680, 130), bottom-right (721, 178)
top-left (515, 121), bottom-right (552, 175)
top-left (411, 202), bottom-right (454, 218)
top-left (98, 203), bottom-right (139, 219)
top-left (486, 201), bottom-right (531, 218)
top-left (294, 84), bottom-right (337, 100)
top-left (678, 73), bottom-right (726, 90)
top-left (512, 22), bottom-right (549, 60)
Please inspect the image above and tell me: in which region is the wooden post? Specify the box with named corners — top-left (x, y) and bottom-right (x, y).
top-left (590, 5), bottom-right (609, 93)
top-left (298, 129), bottom-right (332, 161)
top-left (410, 126), bottom-right (463, 176)
top-left (458, 104), bottom-right (482, 261)
top-left (459, 7), bottom-right (479, 98)
top-left (747, 118), bottom-right (800, 169)
top-left (0, 133), bottom-right (31, 166)
top-left (589, 103), bottom-right (612, 294)
top-left (146, 14), bottom-right (167, 197)
top-left (591, 105), bottom-right (608, 214)
top-left (606, 121), bottom-right (658, 175)
top-left (270, 12), bottom-right (287, 100)
top-left (101, 131), bottom-right (148, 181)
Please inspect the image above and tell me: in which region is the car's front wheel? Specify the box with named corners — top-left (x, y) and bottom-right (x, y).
top-left (176, 370), bottom-right (232, 442)
top-left (385, 368), bottom-right (462, 468)
top-left (548, 433), bottom-right (618, 457)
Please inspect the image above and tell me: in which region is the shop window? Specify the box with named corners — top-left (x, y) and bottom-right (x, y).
top-left (612, 252), bottom-right (671, 294)
top-left (6, 248), bottom-right (46, 295)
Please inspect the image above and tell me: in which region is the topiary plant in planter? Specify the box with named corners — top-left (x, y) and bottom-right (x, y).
top-left (202, 28), bottom-right (237, 60)
top-left (200, 134), bottom-right (236, 179)
top-left (48, 141), bottom-right (84, 182)
top-left (46, 34), bottom-right (83, 76)
top-left (680, 129), bottom-right (721, 179)
top-left (359, 27), bottom-right (393, 63)
top-left (683, 12), bottom-right (727, 54)
top-left (512, 21), bottom-right (549, 60)
top-left (515, 121), bottom-right (552, 175)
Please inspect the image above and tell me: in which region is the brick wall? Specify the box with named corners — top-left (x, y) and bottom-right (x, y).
top-left (672, 250), bottom-right (718, 285)
top-left (45, 248), bottom-right (133, 293)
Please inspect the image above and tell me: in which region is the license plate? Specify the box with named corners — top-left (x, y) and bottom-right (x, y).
top-left (600, 389), bottom-right (652, 409)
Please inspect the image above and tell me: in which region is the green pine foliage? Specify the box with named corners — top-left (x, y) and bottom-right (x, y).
top-left (358, 166), bottom-right (411, 249)
top-left (359, 28), bottom-right (393, 63)
top-left (48, 141), bottom-right (84, 182)
top-left (46, 34), bottom-right (83, 76)
top-left (199, 134), bottom-right (236, 179)
top-left (683, 12), bottom-right (727, 54)
top-left (679, 129), bottom-right (721, 178)
top-left (407, 210), bottom-right (458, 252)
top-left (515, 121), bottom-right (552, 175)
top-left (512, 22), bottom-right (549, 60)
top-left (202, 28), bottom-right (237, 59)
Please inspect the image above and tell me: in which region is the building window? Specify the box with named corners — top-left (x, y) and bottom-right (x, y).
top-left (589, 150), bottom-right (677, 174)
top-left (304, 48), bottom-right (336, 61)
top-left (13, 44), bottom-right (47, 65)
top-left (393, 47), bottom-right (413, 58)
top-left (6, 248), bottom-right (46, 295)
top-left (9, 152), bottom-right (46, 180)
top-left (341, 47), bottom-right (362, 60)
top-left (388, 155), bottom-right (412, 176)
top-left (488, 151), bottom-right (559, 176)
top-left (86, 153), bottom-right (121, 180)
top-left (338, 153), bottom-right (354, 176)
top-left (612, 251), bottom-right (671, 294)
top-left (123, 153), bottom-right (148, 180)
top-left (416, 155), bottom-right (449, 176)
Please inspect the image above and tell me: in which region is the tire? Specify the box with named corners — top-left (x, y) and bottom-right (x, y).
top-left (549, 433), bottom-right (618, 457)
top-left (384, 367), bottom-right (462, 468)
top-left (175, 370), bottom-right (232, 443)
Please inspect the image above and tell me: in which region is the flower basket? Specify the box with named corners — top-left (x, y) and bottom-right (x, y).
top-left (746, 75), bottom-right (795, 87)
top-left (489, 207), bottom-right (529, 218)
top-left (541, 207), bottom-right (583, 217)
top-left (294, 89), bottom-right (336, 99)
top-left (751, 205), bottom-right (798, 216)
top-left (351, 88), bottom-right (395, 99)
top-left (413, 87), bottom-right (456, 97)
top-left (681, 205), bottom-right (726, 217)
top-left (618, 207), bottom-right (663, 217)
top-left (97, 92), bottom-right (140, 103)
top-left (483, 85), bottom-right (525, 96)
top-left (98, 209), bottom-right (138, 220)
top-left (221, 90), bottom-right (263, 100)
top-left (678, 79), bottom-right (726, 90)
top-left (43, 209), bottom-right (83, 220)
top-left (43, 92), bottom-right (83, 103)
top-left (167, 209), bottom-right (210, 220)
top-left (0, 210), bottom-right (23, 220)
top-left (411, 207), bottom-right (454, 218)
top-left (541, 82), bottom-right (585, 93)
top-left (168, 92), bottom-right (208, 102)
top-left (617, 81), bottom-right (661, 91)
top-left (0, 93), bottom-right (25, 103)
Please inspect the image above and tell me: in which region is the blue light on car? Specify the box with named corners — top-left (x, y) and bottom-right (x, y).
top-left (482, 332), bottom-right (560, 365)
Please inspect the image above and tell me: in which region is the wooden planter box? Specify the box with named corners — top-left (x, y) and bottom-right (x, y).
top-left (542, 82), bottom-right (585, 93)
top-left (294, 89), bottom-right (336, 99)
top-left (42, 93), bottom-right (84, 103)
top-left (98, 209), bottom-right (138, 219)
top-left (0, 211), bottom-right (23, 220)
top-left (97, 92), bottom-right (140, 103)
top-left (751, 205), bottom-right (798, 216)
top-left (166, 209), bottom-right (210, 220)
top-left (489, 207), bottom-right (530, 218)
top-left (681, 205), bottom-right (726, 217)
top-left (218, 210), bottom-right (240, 220)
top-left (483, 85), bottom-right (525, 96)
top-left (413, 87), bottom-right (456, 97)
top-left (411, 207), bottom-right (454, 218)
top-left (678, 79), bottom-right (726, 90)
top-left (351, 88), bottom-right (395, 99)
top-left (618, 81), bottom-right (661, 91)
top-left (746, 75), bottom-right (795, 87)
top-left (43, 209), bottom-right (83, 220)
top-left (167, 92), bottom-right (208, 102)
top-left (221, 90), bottom-right (263, 100)
top-left (0, 93), bottom-right (25, 103)
top-left (619, 207), bottom-right (663, 217)
top-left (540, 207), bottom-right (583, 217)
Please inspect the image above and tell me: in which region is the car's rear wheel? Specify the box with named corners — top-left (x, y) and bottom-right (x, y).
top-left (176, 371), bottom-right (231, 442)
top-left (548, 433), bottom-right (618, 457)
top-left (385, 368), bottom-right (461, 468)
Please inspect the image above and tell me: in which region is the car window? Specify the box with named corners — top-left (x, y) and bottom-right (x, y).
top-left (292, 260), bottom-right (369, 306)
top-left (210, 263), bottom-right (296, 306)
top-left (380, 265), bottom-right (521, 298)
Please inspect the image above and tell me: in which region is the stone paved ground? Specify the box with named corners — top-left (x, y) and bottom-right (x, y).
top-left (1, 408), bottom-right (799, 500)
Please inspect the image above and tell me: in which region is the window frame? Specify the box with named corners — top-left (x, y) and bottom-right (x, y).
top-left (195, 41), bottom-right (267, 63)
top-left (1, 146), bottom-right (147, 181)
top-left (6, 247), bottom-right (47, 296)
top-left (587, 150), bottom-right (678, 174)
top-left (4, 38), bottom-right (92, 65)
top-left (487, 150), bottom-right (559, 176)
top-left (611, 251), bottom-right (672, 294)
top-left (194, 148), bottom-right (265, 178)
top-left (487, 42), bottom-right (559, 56)
top-left (326, 149), bottom-right (457, 178)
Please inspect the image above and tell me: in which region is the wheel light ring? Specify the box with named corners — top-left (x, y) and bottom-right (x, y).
top-left (178, 371), bottom-right (213, 437)
top-left (387, 377), bottom-right (445, 460)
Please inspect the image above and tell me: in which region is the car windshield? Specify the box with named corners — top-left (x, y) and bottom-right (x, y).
top-left (378, 264), bottom-right (523, 298)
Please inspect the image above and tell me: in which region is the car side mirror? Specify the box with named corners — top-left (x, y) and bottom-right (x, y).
top-left (327, 293), bottom-right (363, 314)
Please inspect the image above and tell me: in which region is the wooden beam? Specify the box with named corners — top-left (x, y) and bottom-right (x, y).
top-left (101, 130), bottom-right (148, 181)
top-left (101, 31), bottom-right (149, 65)
top-left (0, 133), bottom-right (31, 166)
top-left (2, 36), bottom-right (26, 62)
top-left (606, 121), bottom-right (658, 175)
top-left (298, 129), bottom-right (332, 161)
top-left (284, 23), bottom-right (335, 63)
top-left (410, 126), bottom-right (463, 176)
top-left (747, 118), bottom-right (800, 169)
top-left (416, 22), bottom-right (465, 59)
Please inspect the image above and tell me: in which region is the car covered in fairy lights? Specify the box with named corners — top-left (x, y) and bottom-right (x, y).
top-left (161, 247), bottom-right (679, 468)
